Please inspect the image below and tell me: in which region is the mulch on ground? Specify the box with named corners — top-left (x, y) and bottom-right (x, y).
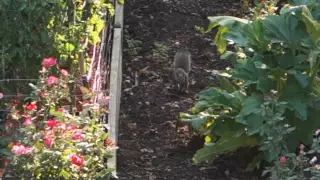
top-left (117, 0), bottom-right (265, 179)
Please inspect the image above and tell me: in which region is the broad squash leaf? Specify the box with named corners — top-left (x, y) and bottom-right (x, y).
top-left (207, 16), bottom-right (249, 54)
top-left (242, 20), bottom-right (269, 52)
top-left (181, 113), bottom-right (211, 130)
top-left (219, 77), bottom-right (237, 93)
top-left (192, 131), bottom-right (257, 164)
top-left (238, 94), bottom-right (263, 117)
top-left (281, 74), bottom-right (312, 120)
top-left (300, 5), bottom-right (320, 43)
top-left (211, 117), bottom-right (246, 137)
top-left (262, 14), bottom-right (309, 47)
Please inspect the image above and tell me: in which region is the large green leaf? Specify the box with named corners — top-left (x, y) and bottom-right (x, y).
top-left (244, 113), bottom-right (264, 136)
top-left (293, 73), bottom-right (310, 88)
top-left (290, 100), bottom-right (308, 120)
top-left (262, 14), bottom-right (309, 47)
top-left (246, 153), bottom-right (264, 171)
top-left (257, 76), bottom-right (276, 93)
top-left (0, 148), bottom-right (13, 157)
top-left (211, 117), bottom-right (246, 137)
top-left (214, 26), bottom-right (228, 54)
top-left (238, 94), bottom-right (263, 117)
top-left (235, 95), bottom-right (264, 135)
top-left (291, 0), bottom-right (317, 6)
top-left (285, 108), bottom-right (320, 151)
top-left (207, 16), bottom-right (249, 54)
top-left (300, 5), bottom-right (320, 44)
top-left (233, 60), bottom-right (260, 85)
top-left (60, 169), bottom-right (72, 179)
top-left (280, 74), bottom-right (312, 120)
top-left (196, 88), bottom-right (244, 111)
top-left (182, 88), bottom-right (246, 133)
top-left (207, 16), bottom-right (249, 29)
top-left (192, 132), bottom-right (257, 164)
top-left (219, 77), bottom-right (238, 93)
top-left (276, 53), bottom-right (308, 70)
top-left (281, 74), bottom-right (312, 98)
top-left (242, 20), bottom-right (269, 52)
top-left (180, 113), bottom-right (211, 130)
top-left (223, 22), bottom-right (248, 47)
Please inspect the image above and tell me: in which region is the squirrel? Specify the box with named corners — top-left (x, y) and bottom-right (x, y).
top-left (172, 48), bottom-right (191, 92)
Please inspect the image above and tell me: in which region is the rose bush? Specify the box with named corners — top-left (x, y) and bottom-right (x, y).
top-left (0, 57), bottom-right (116, 179)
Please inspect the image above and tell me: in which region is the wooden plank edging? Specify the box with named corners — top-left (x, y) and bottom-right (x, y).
top-left (107, 27), bottom-right (123, 177)
top-left (114, 0), bottom-right (124, 28)
top-left (107, 0), bottom-right (123, 178)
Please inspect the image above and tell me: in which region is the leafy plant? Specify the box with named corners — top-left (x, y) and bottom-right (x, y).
top-left (0, 0), bottom-right (116, 93)
top-left (124, 38), bottom-right (142, 56)
top-left (0, 57), bottom-right (116, 179)
top-left (242, 0), bottom-right (278, 20)
top-left (152, 42), bottom-right (169, 61)
top-left (264, 138), bottom-right (320, 180)
top-left (181, 0), bottom-right (320, 176)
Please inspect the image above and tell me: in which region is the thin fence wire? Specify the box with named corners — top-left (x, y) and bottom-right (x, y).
top-left (0, 1), bottom-right (113, 129)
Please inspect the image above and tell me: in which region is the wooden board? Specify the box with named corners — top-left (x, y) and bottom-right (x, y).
top-left (107, 27), bottom-right (123, 177)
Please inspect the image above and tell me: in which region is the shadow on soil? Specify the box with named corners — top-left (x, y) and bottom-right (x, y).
top-left (117, 0), bottom-right (266, 179)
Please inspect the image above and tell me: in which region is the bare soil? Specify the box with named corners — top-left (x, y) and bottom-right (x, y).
top-left (117, 0), bottom-right (265, 179)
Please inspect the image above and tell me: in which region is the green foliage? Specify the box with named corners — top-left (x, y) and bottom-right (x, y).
top-left (181, 87), bottom-right (257, 163)
top-left (181, 0), bottom-right (320, 173)
top-left (242, 0), bottom-right (278, 20)
top-left (264, 137), bottom-right (320, 180)
top-left (0, 0), bottom-right (115, 93)
top-left (124, 38), bottom-right (142, 56)
top-left (152, 42), bottom-right (169, 61)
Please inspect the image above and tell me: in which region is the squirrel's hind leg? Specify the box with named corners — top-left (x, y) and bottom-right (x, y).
top-left (185, 81), bottom-right (189, 93)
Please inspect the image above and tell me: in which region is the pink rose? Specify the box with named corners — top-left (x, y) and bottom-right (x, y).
top-left (57, 123), bottom-right (76, 131)
top-left (280, 156), bottom-right (286, 164)
top-left (60, 69), bottom-right (70, 77)
top-left (25, 103), bottom-right (37, 111)
top-left (23, 116), bottom-right (32, 126)
top-left (43, 129), bottom-right (55, 138)
top-left (57, 108), bottom-right (64, 112)
top-left (98, 96), bottom-right (110, 105)
top-left (42, 57), bottom-right (57, 68)
top-left (4, 159), bottom-right (11, 166)
top-left (70, 154), bottom-right (84, 166)
top-left (44, 138), bottom-right (54, 147)
top-left (72, 130), bottom-right (84, 140)
top-left (57, 122), bottom-right (67, 130)
top-left (11, 144), bottom-right (32, 155)
top-left (0, 92), bottom-right (3, 100)
top-left (39, 90), bottom-right (49, 97)
top-left (46, 119), bottom-right (57, 128)
top-left (47, 76), bottom-right (59, 86)
top-left (67, 124), bottom-right (77, 131)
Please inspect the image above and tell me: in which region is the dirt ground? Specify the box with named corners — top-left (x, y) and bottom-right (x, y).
top-left (117, 0), bottom-right (265, 179)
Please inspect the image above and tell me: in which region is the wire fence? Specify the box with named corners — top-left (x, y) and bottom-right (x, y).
top-left (0, 0), bottom-right (113, 91)
top-left (0, 0), bottom-right (114, 110)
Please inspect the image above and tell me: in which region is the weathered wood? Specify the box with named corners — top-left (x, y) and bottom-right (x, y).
top-left (114, 0), bottom-right (124, 28)
top-left (107, 27), bottom-right (122, 176)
